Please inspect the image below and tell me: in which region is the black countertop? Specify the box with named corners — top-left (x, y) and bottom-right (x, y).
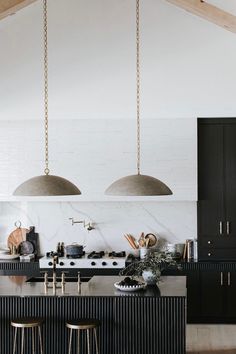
top-left (0, 275), bottom-right (186, 297)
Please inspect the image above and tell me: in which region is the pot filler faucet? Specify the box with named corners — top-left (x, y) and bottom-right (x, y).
top-left (69, 217), bottom-right (94, 231)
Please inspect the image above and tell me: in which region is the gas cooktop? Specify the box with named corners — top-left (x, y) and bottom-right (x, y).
top-left (39, 251), bottom-right (127, 269)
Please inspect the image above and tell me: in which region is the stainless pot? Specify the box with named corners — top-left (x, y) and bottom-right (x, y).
top-left (65, 244), bottom-right (84, 257)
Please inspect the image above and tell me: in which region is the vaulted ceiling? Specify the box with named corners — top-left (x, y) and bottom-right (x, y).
top-left (0, 0), bottom-right (36, 20)
top-left (1, 0), bottom-right (236, 121)
top-left (2, 0), bottom-right (236, 34)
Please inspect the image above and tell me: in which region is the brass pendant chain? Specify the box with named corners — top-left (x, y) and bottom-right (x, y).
top-left (43, 0), bottom-right (50, 175)
top-left (136, 0), bottom-right (141, 175)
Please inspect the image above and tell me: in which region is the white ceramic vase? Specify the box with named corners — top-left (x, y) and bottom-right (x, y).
top-left (142, 269), bottom-right (161, 285)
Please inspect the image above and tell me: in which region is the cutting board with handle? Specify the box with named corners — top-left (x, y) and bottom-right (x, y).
top-left (7, 221), bottom-right (29, 253)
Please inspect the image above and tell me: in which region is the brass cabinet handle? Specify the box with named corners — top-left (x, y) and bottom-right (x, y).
top-left (228, 272), bottom-right (231, 286)
top-left (227, 221), bottom-right (230, 236)
top-left (220, 272), bottom-right (224, 286)
top-left (219, 221), bottom-right (223, 235)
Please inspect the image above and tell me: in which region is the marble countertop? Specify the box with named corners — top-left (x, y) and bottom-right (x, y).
top-left (0, 275), bottom-right (186, 298)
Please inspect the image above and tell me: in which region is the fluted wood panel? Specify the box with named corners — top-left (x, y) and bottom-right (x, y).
top-left (0, 295), bottom-right (185, 354)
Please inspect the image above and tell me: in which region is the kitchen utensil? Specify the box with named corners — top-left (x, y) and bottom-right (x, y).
top-left (19, 241), bottom-right (35, 255)
top-left (144, 233), bottom-right (157, 247)
top-left (7, 221), bottom-right (29, 252)
top-left (65, 244), bottom-right (85, 257)
top-left (124, 234), bottom-right (138, 249)
top-left (127, 234), bottom-right (139, 249)
top-left (138, 232), bottom-right (146, 248)
top-left (114, 281), bottom-right (146, 292)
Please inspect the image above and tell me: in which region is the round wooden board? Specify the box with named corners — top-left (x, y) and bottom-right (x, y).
top-left (144, 233), bottom-right (157, 247)
top-left (7, 228), bottom-right (29, 250)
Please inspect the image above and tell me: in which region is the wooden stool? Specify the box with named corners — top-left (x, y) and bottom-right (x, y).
top-left (11, 318), bottom-right (44, 354)
top-left (66, 319), bottom-right (100, 354)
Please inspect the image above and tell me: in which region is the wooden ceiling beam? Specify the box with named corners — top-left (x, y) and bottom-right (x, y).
top-left (0, 0), bottom-right (37, 20)
top-left (166, 0), bottom-right (236, 33)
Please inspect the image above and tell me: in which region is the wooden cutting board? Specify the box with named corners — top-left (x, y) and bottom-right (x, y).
top-left (7, 224), bottom-right (29, 251)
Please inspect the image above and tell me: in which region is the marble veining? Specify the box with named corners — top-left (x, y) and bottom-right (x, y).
top-left (0, 201), bottom-right (196, 255)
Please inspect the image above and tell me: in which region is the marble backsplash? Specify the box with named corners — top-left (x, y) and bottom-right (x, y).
top-left (0, 201), bottom-right (196, 255)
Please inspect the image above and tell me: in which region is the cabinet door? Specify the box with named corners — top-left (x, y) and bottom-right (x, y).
top-left (200, 271), bottom-right (224, 319)
top-left (226, 271), bottom-right (236, 318)
top-left (186, 271), bottom-right (200, 322)
top-left (198, 122), bottom-right (224, 237)
top-left (225, 123), bottom-right (236, 242)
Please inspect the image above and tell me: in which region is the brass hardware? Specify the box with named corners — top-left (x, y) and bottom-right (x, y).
top-left (220, 272), bottom-right (223, 286)
top-left (66, 319), bottom-right (100, 354)
top-left (69, 218), bottom-right (94, 231)
top-left (61, 272), bottom-right (66, 287)
top-left (227, 221), bottom-right (230, 235)
top-left (61, 272), bottom-right (66, 293)
top-left (208, 253), bottom-right (211, 257)
top-left (78, 271), bottom-right (81, 294)
top-left (219, 221), bottom-right (223, 235)
top-left (44, 271), bottom-right (48, 287)
top-left (136, 0), bottom-right (140, 175)
top-left (228, 272), bottom-right (231, 286)
top-left (208, 241), bottom-right (211, 244)
top-left (43, 0), bottom-right (49, 176)
top-left (11, 318), bottom-right (44, 354)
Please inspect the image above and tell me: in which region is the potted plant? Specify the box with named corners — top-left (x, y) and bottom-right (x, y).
top-left (120, 251), bottom-right (181, 285)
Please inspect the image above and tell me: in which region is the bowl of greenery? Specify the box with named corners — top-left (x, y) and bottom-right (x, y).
top-left (120, 251), bottom-right (181, 285)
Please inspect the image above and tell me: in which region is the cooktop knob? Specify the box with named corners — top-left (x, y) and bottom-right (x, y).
top-left (48, 262), bottom-right (53, 266)
top-left (70, 261), bottom-right (75, 266)
top-left (91, 262), bottom-right (96, 266)
top-left (102, 261), bottom-right (107, 266)
top-left (59, 262), bottom-right (64, 266)
top-left (113, 261), bottom-right (118, 266)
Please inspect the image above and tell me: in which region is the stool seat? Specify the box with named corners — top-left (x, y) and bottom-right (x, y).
top-left (11, 317), bottom-right (44, 353)
top-left (11, 318), bottom-right (43, 328)
top-left (66, 319), bottom-right (101, 330)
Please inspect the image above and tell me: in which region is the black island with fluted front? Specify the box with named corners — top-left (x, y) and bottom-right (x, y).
top-left (0, 275), bottom-right (186, 354)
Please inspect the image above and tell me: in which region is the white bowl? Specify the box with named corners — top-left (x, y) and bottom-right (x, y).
top-left (114, 282), bottom-right (146, 292)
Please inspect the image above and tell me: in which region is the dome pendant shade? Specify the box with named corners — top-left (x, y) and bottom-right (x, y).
top-left (105, 174), bottom-right (173, 196)
top-left (13, 175), bottom-right (81, 196)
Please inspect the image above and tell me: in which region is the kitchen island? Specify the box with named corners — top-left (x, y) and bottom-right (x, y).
top-left (0, 275), bottom-right (186, 354)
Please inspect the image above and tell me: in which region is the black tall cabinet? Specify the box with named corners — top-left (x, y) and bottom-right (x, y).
top-left (198, 118), bottom-right (236, 260)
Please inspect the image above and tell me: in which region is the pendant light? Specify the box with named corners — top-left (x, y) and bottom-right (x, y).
top-left (13, 0), bottom-right (81, 196)
top-left (105, 0), bottom-right (172, 196)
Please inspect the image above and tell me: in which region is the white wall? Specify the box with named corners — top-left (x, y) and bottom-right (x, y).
top-left (0, 0), bottom-right (235, 252)
top-left (0, 118), bottom-right (197, 252)
top-left (0, 0), bottom-right (236, 120)
top-left (0, 119), bottom-right (197, 200)
top-left (0, 201), bottom-right (196, 255)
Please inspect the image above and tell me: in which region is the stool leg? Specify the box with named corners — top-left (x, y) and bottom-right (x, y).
top-left (87, 329), bottom-right (90, 354)
top-left (77, 329), bottom-right (80, 354)
top-left (68, 328), bottom-right (73, 354)
top-left (38, 326), bottom-right (43, 354)
top-left (21, 328), bottom-right (24, 354)
top-left (13, 327), bottom-right (17, 354)
top-left (32, 327), bottom-right (35, 354)
top-left (94, 328), bottom-right (99, 354)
